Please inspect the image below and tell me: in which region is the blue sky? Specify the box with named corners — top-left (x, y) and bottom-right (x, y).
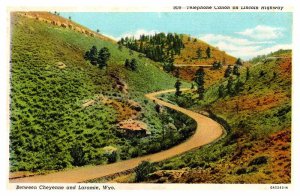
top-left (61, 12), bottom-right (292, 60)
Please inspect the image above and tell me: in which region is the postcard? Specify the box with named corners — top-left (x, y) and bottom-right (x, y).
top-left (2, 0), bottom-right (297, 192)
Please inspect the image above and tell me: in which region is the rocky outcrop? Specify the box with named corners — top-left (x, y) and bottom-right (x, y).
top-left (117, 119), bottom-right (149, 137)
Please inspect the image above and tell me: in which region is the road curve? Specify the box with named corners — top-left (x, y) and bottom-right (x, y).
top-left (10, 88), bottom-right (224, 183)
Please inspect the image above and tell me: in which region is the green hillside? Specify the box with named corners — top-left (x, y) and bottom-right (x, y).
top-left (105, 50), bottom-right (291, 183)
top-left (9, 12), bottom-right (191, 172)
top-left (152, 50), bottom-right (291, 183)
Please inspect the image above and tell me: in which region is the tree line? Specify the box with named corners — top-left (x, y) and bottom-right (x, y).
top-left (118, 32), bottom-right (185, 65)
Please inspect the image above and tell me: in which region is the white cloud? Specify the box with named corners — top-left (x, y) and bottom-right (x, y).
top-left (236, 25), bottom-right (284, 40)
top-left (103, 29), bottom-right (160, 41)
top-left (199, 33), bottom-right (291, 60)
top-left (227, 44), bottom-right (291, 60)
top-left (252, 44), bottom-right (292, 57)
top-left (200, 34), bottom-right (272, 46)
top-left (199, 33), bottom-right (263, 59)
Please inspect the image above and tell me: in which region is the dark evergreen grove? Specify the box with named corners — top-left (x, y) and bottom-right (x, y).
top-left (84, 46), bottom-right (111, 68)
top-left (124, 58), bottom-right (138, 71)
top-left (118, 33), bottom-right (185, 63)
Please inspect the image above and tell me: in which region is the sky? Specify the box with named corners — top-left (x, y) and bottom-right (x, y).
top-left (60, 12), bottom-right (292, 60)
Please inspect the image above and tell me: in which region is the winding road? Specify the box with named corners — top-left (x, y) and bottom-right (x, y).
top-left (10, 88), bottom-right (224, 183)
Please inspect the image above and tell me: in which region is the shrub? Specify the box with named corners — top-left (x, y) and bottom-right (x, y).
top-left (135, 161), bottom-right (156, 182)
top-left (106, 151), bottom-right (118, 163)
top-left (148, 142), bottom-right (161, 153)
top-left (236, 168), bottom-right (247, 175)
top-left (70, 144), bottom-right (86, 166)
top-left (189, 161), bottom-right (206, 168)
top-left (248, 156), bottom-right (268, 166)
top-left (129, 147), bottom-right (139, 158)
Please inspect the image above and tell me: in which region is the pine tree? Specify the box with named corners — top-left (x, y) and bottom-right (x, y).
top-left (130, 58), bottom-right (137, 71)
top-left (97, 47), bottom-right (110, 68)
top-left (163, 57), bottom-right (175, 72)
top-left (174, 79), bottom-right (182, 96)
top-left (233, 64), bottom-right (240, 76)
top-left (124, 59), bottom-right (130, 69)
top-left (212, 61), bottom-right (222, 69)
top-left (224, 65), bottom-right (232, 78)
top-left (195, 67), bottom-right (205, 99)
top-left (139, 41), bottom-right (144, 52)
top-left (236, 58), bottom-right (243, 66)
top-left (227, 76), bottom-right (234, 96)
top-left (196, 48), bottom-right (202, 59)
top-left (234, 79), bottom-right (243, 95)
top-left (89, 46), bottom-right (98, 65)
top-left (218, 84), bottom-right (225, 98)
top-left (206, 47), bottom-right (211, 58)
top-left (246, 67), bottom-right (250, 80)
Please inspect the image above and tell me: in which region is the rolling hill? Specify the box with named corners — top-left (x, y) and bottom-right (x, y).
top-left (120, 33), bottom-right (237, 87)
top-left (9, 11), bottom-right (193, 174)
top-left (99, 50), bottom-right (292, 183)
top-left (149, 50), bottom-right (292, 183)
top-left (10, 11), bottom-right (290, 184)
top-left (174, 35), bottom-right (237, 66)
top-left (174, 35), bottom-right (238, 87)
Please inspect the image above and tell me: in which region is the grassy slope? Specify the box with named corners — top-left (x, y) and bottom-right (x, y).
top-left (10, 12), bottom-right (190, 172)
top-left (174, 35), bottom-right (236, 66)
top-left (153, 50), bottom-right (292, 183)
top-left (108, 50), bottom-right (291, 183)
top-left (174, 35), bottom-right (237, 87)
